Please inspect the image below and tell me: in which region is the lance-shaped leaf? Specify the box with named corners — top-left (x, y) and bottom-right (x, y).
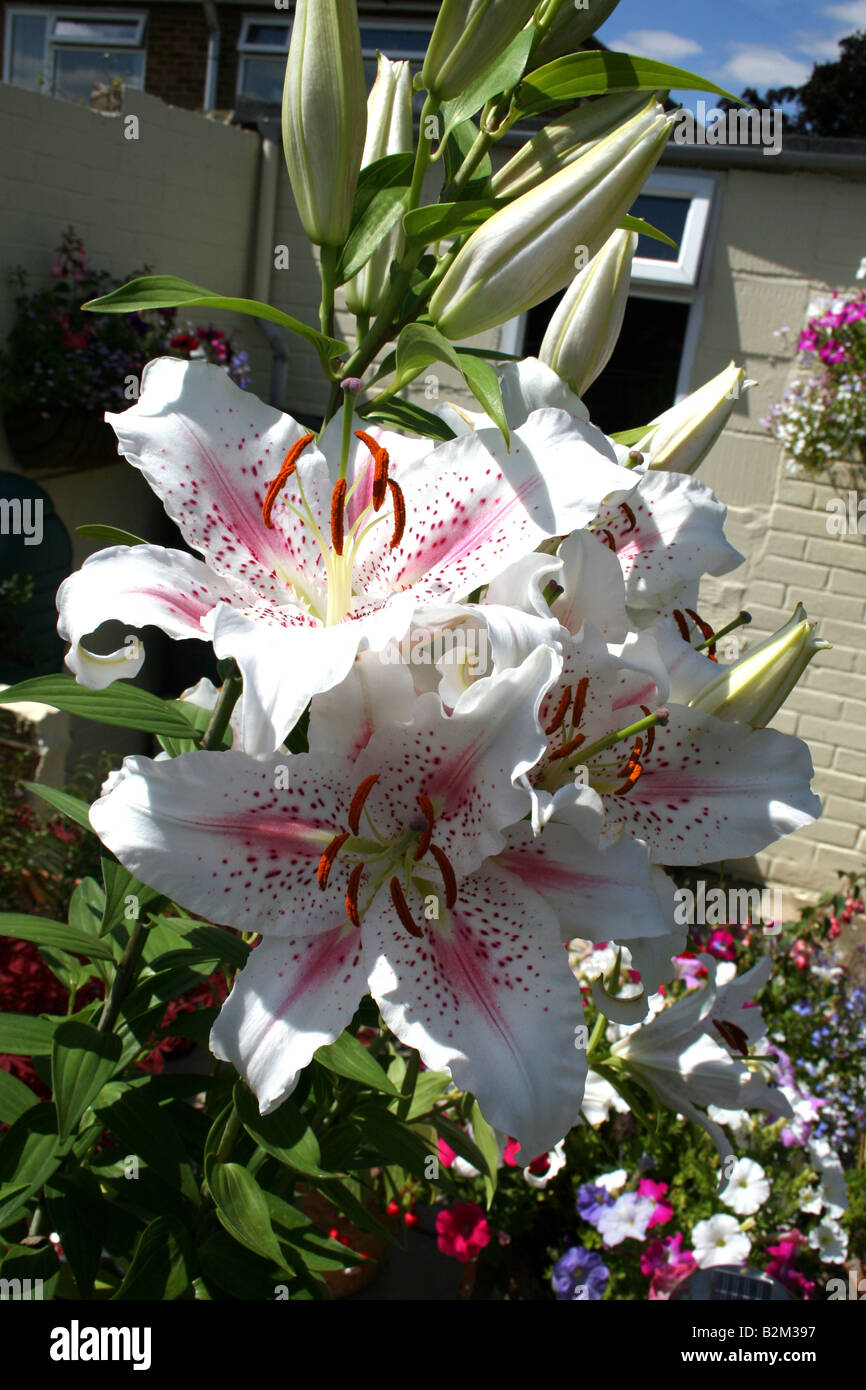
top-left (620, 213), bottom-right (677, 249)
top-left (356, 396), bottom-right (456, 440)
top-left (77, 524), bottom-right (146, 546)
top-left (83, 275), bottom-right (346, 359)
top-left (336, 151), bottom-right (414, 284)
top-left (208, 1161), bottom-right (289, 1270)
top-left (236, 1085), bottom-right (327, 1177)
top-left (512, 51), bottom-right (740, 121)
top-left (403, 198), bottom-right (510, 247)
top-left (112, 1216), bottom-right (194, 1300)
top-left (315, 1032), bottom-right (402, 1098)
top-left (1, 674), bottom-right (201, 739)
top-left (386, 323), bottom-right (509, 443)
top-left (0, 1069), bottom-right (38, 1126)
top-left (52, 1022), bottom-right (123, 1143)
top-left (0, 1012), bottom-right (56, 1056)
top-left (0, 913), bottom-right (116, 961)
top-left (22, 783), bottom-right (93, 835)
top-left (437, 23), bottom-right (535, 142)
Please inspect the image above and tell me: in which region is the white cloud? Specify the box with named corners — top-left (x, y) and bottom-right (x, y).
top-left (722, 45), bottom-right (812, 88)
top-left (794, 30), bottom-right (845, 60)
top-left (824, 1), bottom-right (866, 25)
top-left (610, 29), bottom-right (703, 62)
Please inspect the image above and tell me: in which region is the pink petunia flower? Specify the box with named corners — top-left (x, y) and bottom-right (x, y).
top-left (435, 1202), bottom-right (492, 1263)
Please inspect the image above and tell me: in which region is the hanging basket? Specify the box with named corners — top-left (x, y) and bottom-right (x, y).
top-left (3, 410), bottom-right (119, 475)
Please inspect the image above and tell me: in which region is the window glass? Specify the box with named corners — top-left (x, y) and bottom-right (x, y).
top-left (243, 22), bottom-right (290, 49)
top-left (52, 16), bottom-right (141, 44)
top-left (9, 11), bottom-right (48, 89)
top-left (238, 55), bottom-right (285, 103)
top-left (628, 194), bottom-right (689, 263)
top-left (360, 27), bottom-right (430, 58)
top-left (52, 47), bottom-right (144, 103)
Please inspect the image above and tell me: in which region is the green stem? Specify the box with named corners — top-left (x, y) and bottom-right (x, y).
top-left (397, 1048), bottom-right (419, 1121)
top-left (585, 1008), bottom-right (608, 1063)
top-left (97, 916), bottom-right (147, 1034)
top-left (442, 126), bottom-right (494, 201)
top-left (339, 388), bottom-right (356, 479)
top-left (319, 243), bottom-right (338, 341)
top-left (200, 664), bottom-right (243, 751)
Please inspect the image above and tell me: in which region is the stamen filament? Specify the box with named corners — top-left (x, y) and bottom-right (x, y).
top-left (573, 708), bottom-right (669, 768)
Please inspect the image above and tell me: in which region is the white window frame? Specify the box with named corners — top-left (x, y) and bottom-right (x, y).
top-left (630, 170), bottom-right (715, 293)
top-left (238, 14), bottom-right (290, 55)
top-left (2, 7), bottom-right (147, 91)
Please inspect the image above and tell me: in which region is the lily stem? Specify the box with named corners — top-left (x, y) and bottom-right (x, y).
top-left (201, 664), bottom-right (243, 750)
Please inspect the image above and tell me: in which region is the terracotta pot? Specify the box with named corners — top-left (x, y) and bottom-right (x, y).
top-left (3, 410), bottom-right (119, 475)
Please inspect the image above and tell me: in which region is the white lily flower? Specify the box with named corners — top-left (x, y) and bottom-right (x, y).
top-left (719, 1157), bottom-right (770, 1215)
top-left (578, 1070), bottom-right (630, 1126)
top-left (691, 1214), bottom-right (751, 1269)
top-left (90, 648), bottom-right (590, 1157)
top-left (58, 358), bottom-right (631, 755)
top-left (610, 955), bottom-right (793, 1160)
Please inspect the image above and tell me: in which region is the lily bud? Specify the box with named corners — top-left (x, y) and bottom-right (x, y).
top-left (689, 603), bottom-right (831, 728)
top-left (490, 91), bottom-right (653, 200)
top-left (531, 0), bottom-right (622, 71)
top-left (420, 0), bottom-right (538, 101)
top-left (430, 100), bottom-right (673, 341)
top-left (539, 228), bottom-right (637, 395)
top-left (345, 56), bottom-right (413, 318)
top-left (281, 0), bottom-right (366, 247)
top-left (634, 363), bottom-right (748, 474)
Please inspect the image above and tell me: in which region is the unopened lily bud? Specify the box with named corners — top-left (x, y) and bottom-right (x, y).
top-left (345, 55), bottom-right (413, 318)
top-left (635, 363), bottom-right (748, 474)
top-left (491, 91), bottom-right (653, 200)
top-left (539, 228), bottom-right (637, 395)
top-left (420, 0), bottom-right (538, 101)
top-left (281, 0), bottom-right (366, 247)
top-left (689, 603), bottom-right (831, 728)
top-left (531, 0), bottom-right (622, 71)
top-left (430, 100), bottom-right (673, 341)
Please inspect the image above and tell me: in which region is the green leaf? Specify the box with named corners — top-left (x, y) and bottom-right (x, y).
top-left (0, 1105), bottom-right (64, 1226)
top-left (147, 914), bottom-right (250, 968)
top-left (76, 523), bottom-right (146, 546)
top-left (208, 1161), bottom-right (289, 1270)
top-left (264, 1192), bottom-right (360, 1272)
top-left (21, 782), bottom-right (93, 834)
top-left (43, 1170), bottom-right (106, 1298)
top-left (439, 25), bottom-right (535, 143)
top-left (0, 1240), bottom-right (61, 1300)
top-left (96, 1086), bottom-right (199, 1200)
top-left (620, 213), bottom-right (678, 249)
top-left (101, 860), bottom-right (160, 936)
top-left (610, 424), bottom-right (655, 446)
top-left (83, 274), bottom-right (346, 360)
top-left (0, 674), bottom-right (200, 739)
top-left (0, 1069), bottom-right (38, 1126)
top-left (354, 1103), bottom-right (436, 1179)
top-left (358, 395), bottom-right (457, 440)
top-left (457, 351), bottom-right (509, 446)
top-left (403, 198), bottom-right (510, 247)
top-left (337, 152), bottom-right (414, 283)
top-left (197, 1228), bottom-right (283, 1300)
top-left (52, 1021), bottom-right (123, 1143)
top-left (0, 913), bottom-right (116, 961)
top-left (0, 1012), bottom-right (56, 1056)
top-left (406, 1069), bottom-right (452, 1121)
top-left (112, 1216), bottom-right (194, 1300)
top-left (315, 1033), bottom-right (402, 1098)
top-left (513, 51), bottom-right (740, 120)
top-left (313, 1177), bottom-right (394, 1241)
top-left (469, 1098), bottom-right (499, 1206)
top-left (236, 1086), bottom-right (327, 1177)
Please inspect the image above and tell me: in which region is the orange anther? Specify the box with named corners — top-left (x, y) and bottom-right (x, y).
top-left (543, 686), bottom-right (572, 736)
top-left (262, 432), bottom-right (315, 528)
top-left (346, 862), bottom-right (364, 928)
top-left (348, 774), bottom-right (379, 835)
top-left (387, 478), bottom-right (406, 550)
top-left (317, 831), bottom-right (350, 889)
top-left (330, 478), bottom-right (347, 556)
top-left (390, 877), bottom-right (423, 938)
top-left (428, 843), bottom-right (457, 909)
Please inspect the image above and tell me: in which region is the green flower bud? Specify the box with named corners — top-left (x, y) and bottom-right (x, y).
top-left (689, 603), bottom-right (831, 728)
top-left (530, 0), bottom-right (622, 71)
top-left (281, 0), bottom-right (367, 247)
top-left (430, 100), bottom-right (673, 341)
top-left (420, 0), bottom-right (538, 101)
top-left (539, 227), bottom-right (637, 395)
top-left (345, 55), bottom-right (413, 318)
top-left (490, 91), bottom-right (654, 200)
top-left (635, 363), bottom-right (749, 474)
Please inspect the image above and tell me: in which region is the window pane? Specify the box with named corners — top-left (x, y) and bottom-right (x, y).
top-left (628, 194), bottom-right (689, 263)
top-left (53, 17), bottom-right (140, 44)
top-left (521, 293), bottom-right (690, 434)
top-left (9, 12), bottom-right (47, 90)
top-left (360, 27), bottom-right (430, 57)
top-left (244, 22), bottom-right (290, 49)
top-left (52, 48), bottom-right (144, 103)
top-left (238, 55), bottom-right (285, 104)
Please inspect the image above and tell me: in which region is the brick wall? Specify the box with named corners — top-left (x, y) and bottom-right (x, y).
top-left (143, 3), bottom-right (208, 110)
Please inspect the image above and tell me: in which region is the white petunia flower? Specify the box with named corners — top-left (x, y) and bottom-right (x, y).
top-left (808, 1217), bottom-right (848, 1263)
top-left (594, 1167), bottom-right (628, 1195)
top-left (719, 1157), bottom-right (770, 1215)
top-left (691, 1214), bottom-right (751, 1269)
top-left (596, 1192), bottom-right (655, 1247)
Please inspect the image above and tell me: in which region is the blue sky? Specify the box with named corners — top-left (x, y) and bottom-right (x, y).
top-left (596, 0), bottom-right (866, 111)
